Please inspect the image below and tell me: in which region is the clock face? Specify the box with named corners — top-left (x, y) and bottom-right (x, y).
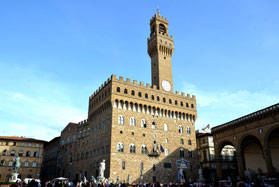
top-left (162, 80), bottom-right (171, 91)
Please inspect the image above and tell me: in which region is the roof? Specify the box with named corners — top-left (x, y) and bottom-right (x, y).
top-left (0, 136), bottom-right (47, 143)
top-left (212, 103), bottom-right (279, 134)
top-left (196, 132), bottom-right (212, 138)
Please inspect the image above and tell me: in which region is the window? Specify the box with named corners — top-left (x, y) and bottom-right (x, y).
top-left (151, 95), bottom-right (154, 100)
top-left (157, 96), bottom-right (160, 101)
top-left (28, 143), bottom-right (32, 147)
top-left (5, 142), bottom-right (9, 146)
top-left (164, 163), bottom-right (172, 168)
top-left (72, 135), bottom-right (76, 142)
top-left (0, 160), bottom-right (5, 166)
top-left (2, 150), bottom-right (7, 156)
top-left (165, 149), bottom-right (169, 156)
top-left (138, 92), bottom-right (142, 97)
top-left (141, 119), bottom-right (147, 128)
top-left (117, 143), bottom-right (124, 152)
top-left (116, 87), bottom-right (120, 92)
top-left (141, 145), bottom-right (147, 154)
top-left (164, 124), bottom-right (168, 131)
top-left (130, 117), bottom-right (136, 126)
top-left (152, 122), bottom-right (156, 129)
top-left (191, 104), bottom-right (194, 108)
top-left (186, 103), bottom-right (189, 108)
top-left (178, 125), bottom-right (183, 134)
top-left (187, 126), bottom-right (191, 134)
top-left (10, 150), bottom-right (15, 156)
top-left (118, 115), bottom-right (124, 125)
top-left (188, 140), bottom-right (192, 145)
top-left (18, 151), bottom-right (23, 157)
top-left (169, 99), bottom-right (172, 104)
top-left (124, 89), bottom-right (128, 94)
top-left (188, 150), bottom-right (193, 158)
top-left (145, 93), bottom-right (148, 99)
top-left (180, 139), bottom-right (184, 145)
top-left (24, 161), bottom-right (29, 167)
top-left (122, 161), bottom-right (125, 170)
top-left (32, 162), bottom-right (37, 168)
top-left (33, 152), bottom-right (38, 157)
top-left (129, 144), bottom-right (136, 153)
top-left (26, 151), bottom-right (31, 157)
top-left (21, 142), bottom-right (25, 147)
top-left (131, 90), bottom-right (135, 96)
top-left (9, 160), bottom-right (13, 167)
top-left (175, 100), bottom-right (177, 105)
top-left (35, 143), bottom-right (39, 148)
top-left (180, 148), bottom-right (184, 158)
top-left (165, 138), bottom-right (168, 143)
top-left (180, 102), bottom-right (183, 107)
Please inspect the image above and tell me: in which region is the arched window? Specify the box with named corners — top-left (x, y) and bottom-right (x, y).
top-left (26, 151), bottom-right (31, 157)
top-left (152, 122), bottom-right (156, 129)
top-left (180, 148), bottom-right (184, 158)
top-left (191, 104), bottom-right (194, 108)
top-left (175, 100), bottom-right (178, 105)
top-left (180, 102), bottom-right (183, 107)
top-left (129, 144), bottom-right (136, 153)
top-left (151, 95), bottom-right (154, 100)
top-left (138, 92), bottom-right (142, 97)
top-left (186, 103), bottom-right (189, 108)
top-left (117, 143), bottom-right (124, 152)
top-left (180, 139), bottom-right (184, 145)
top-left (9, 160), bottom-right (13, 167)
top-left (187, 126), bottom-right (191, 134)
top-left (0, 160), bottom-right (5, 166)
top-left (169, 99), bottom-right (172, 104)
top-left (141, 145), bottom-right (147, 154)
top-left (130, 117), bottom-right (136, 126)
top-left (131, 90), bottom-right (135, 96)
top-left (32, 161), bottom-right (37, 168)
top-left (124, 89), bottom-right (128, 94)
top-left (145, 93), bottom-right (148, 99)
top-left (164, 124), bottom-right (168, 131)
top-left (10, 150), bottom-right (15, 156)
top-left (118, 115), bottom-right (124, 125)
top-left (159, 24), bottom-right (166, 34)
top-left (122, 161), bottom-right (125, 170)
top-left (141, 119), bottom-right (147, 128)
top-left (188, 140), bottom-right (192, 145)
top-left (2, 150), bottom-right (7, 156)
top-left (116, 87), bottom-right (120, 92)
top-left (188, 150), bottom-right (193, 158)
top-left (33, 152), bottom-right (38, 157)
top-left (178, 125), bottom-right (183, 134)
top-left (163, 98), bottom-right (166, 103)
top-left (24, 161), bottom-right (29, 167)
top-left (157, 96), bottom-right (160, 101)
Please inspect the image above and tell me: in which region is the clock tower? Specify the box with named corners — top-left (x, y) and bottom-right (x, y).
top-left (148, 10), bottom-right (174, 92)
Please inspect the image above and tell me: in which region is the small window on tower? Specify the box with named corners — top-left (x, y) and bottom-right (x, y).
top-left (145, 93), bottom-right (148, 99)
top-left (131, 90), bottom-right (135, 96)
top-left (124, 89), bottom-right (128, 94)
top-left (151, 95), bottom-right (154, 100)
top-left (159, 24), bottom-right (166, 34)
top-left (117, 87), bottom-right (120, 92)
top-left (138, 92), bottom-right (142, 97)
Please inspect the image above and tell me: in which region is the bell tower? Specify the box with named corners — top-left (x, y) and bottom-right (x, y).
top-left (148, 10), bottom-right (174, 92)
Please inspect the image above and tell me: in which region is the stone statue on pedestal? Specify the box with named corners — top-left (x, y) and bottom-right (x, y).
top-left (98, 159), bottom-right (105, 181)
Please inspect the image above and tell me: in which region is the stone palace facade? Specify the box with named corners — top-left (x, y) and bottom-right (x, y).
top-left (60, 12), bottom-right (198, 183)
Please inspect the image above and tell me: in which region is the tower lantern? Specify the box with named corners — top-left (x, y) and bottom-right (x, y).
top-left (148, 11), bottom-right (174, 92)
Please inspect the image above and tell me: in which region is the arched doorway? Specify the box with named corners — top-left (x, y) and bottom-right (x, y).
top-left (268, 128), bottom-right (279, 172)
top-left (220, 144), bottom-right (237, 180)
top-left (240, 135), bottom-right (267, 174)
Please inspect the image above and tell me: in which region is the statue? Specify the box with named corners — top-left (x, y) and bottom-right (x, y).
top-left (10, 156), bottom-right (21, 182)
top-left (98, 160), bottom-right (105, 179)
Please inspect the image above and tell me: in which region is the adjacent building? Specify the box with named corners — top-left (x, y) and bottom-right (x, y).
top-left (0, 136), bottom-right (46, 181)
top-left (60, 12), bottom-right (198, 183)
top-left (41, 137), bottom-right (61, 181)
top-left (212, 103), bottom-right (279, 180)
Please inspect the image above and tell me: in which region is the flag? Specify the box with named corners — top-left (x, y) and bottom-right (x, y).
top-left (160, 145), bottom-right (164, 153)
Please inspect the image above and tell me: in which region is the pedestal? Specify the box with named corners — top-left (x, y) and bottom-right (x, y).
top-left (10, 172), bottom-right (19, 182)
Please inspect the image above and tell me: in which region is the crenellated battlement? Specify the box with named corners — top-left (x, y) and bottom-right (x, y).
top-left (89, 76), bottom-right (112, 100)
top-left (78, 119), bottom-right (88, 126)
top-left (110, 74), bottom-right (196, 100)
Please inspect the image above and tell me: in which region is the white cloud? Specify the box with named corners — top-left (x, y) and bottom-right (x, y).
top-left (0, 64), bottom-right (88, 141)
top-left (182, 82), bottom-right (279, 130)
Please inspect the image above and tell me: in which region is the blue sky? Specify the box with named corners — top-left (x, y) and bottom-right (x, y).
top-left (0, 0), bottom-right (278, 141)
